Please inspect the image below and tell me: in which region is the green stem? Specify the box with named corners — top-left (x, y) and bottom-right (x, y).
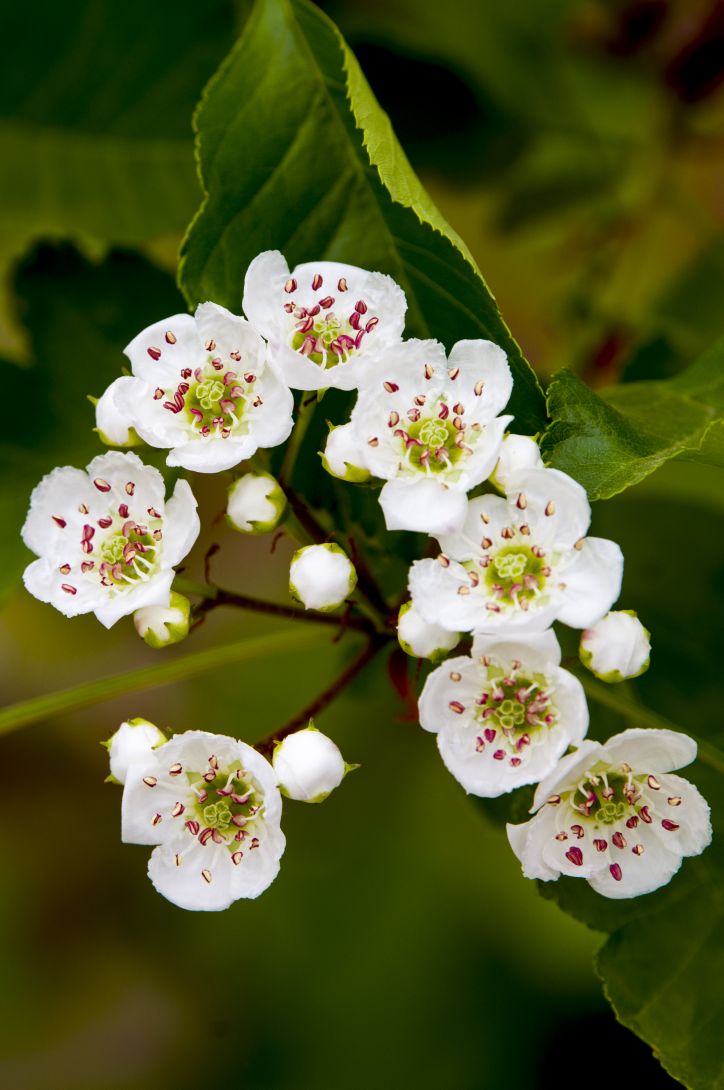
top-left (0, 627), bottom-right (334, 735)
top-left (277, 393), bottom-right (317, 489)
top-left (577, 671), bottom-right (724, 776)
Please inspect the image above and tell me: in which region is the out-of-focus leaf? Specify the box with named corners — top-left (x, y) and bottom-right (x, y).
top-left (0, 0), bottom-right (235, 357)
top-left (179, 0), bottom-right (545, 433)
top-left (0, 245), bottom-right (184, 604)
top-left (541, 339), bottom-right (724, 499)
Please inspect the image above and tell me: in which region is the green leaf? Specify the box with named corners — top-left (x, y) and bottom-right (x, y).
top-left (0, 0), bottom-right (234, 356)
top-left (179, 0), bottom-right (545, 433)
top-left (0, 244), bottom-right (185, 604)
top-left (541, 339), bottom-right (724, 500)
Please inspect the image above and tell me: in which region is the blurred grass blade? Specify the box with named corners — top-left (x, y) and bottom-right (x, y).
top-left (0, 627), bottom-right (336, 734)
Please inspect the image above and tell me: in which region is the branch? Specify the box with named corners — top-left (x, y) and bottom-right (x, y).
top-left (189, 585), bottom-right (376, 634)
top-left (255, 637), bottom-right (385, 757)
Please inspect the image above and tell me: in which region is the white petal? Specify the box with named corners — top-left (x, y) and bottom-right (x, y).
top-left (194, 302), bottom-right (266, 371)
top-left (506, 816), bottom-right (560, 881)
top-left (397, 602), bottom-right (459, 660)
top-left (247, 363), bottom-right (295, 449)
top-left (21, 466), bottom-right (95, 557)
top-left (121, 759), bottom-right (183, 846)
top-left (94, 570), bottom-right (174, 628)
top-left (166, 437), bottom-right (254, 473)
top-left (455, 414), bottom-right (513, 492)
top-left (95, 377), bottom-right (138, 445)
top-left (124, 313), bottom-right (200, 384)
top-left (656, 773), bottom-right (712, 856)
top-left (587, 829), bottom-right (682, 899)
top-left (446, 339), bottom-right (513, 420)
top-left (436, 493), bottom-right (511, 560)
top-left (555, 537), bottom-right (624, 629)
top-left (379, 478), bottom-right (467, 535)
top-left (506, 466), bottom-right (591, 549)
top-left (242, 250), bottom-right (292, 339)
top-left (551, 667), bottom-right (589, 746)
top-left (471, 629), bottom-right (562, 667)
top-left (148, 831), bottom-right (284, 911)
top-left (418, 655), bottom-right (476, 733)
top-left (162, 478), bottom-right (200, 567)
top-left (23, 557), bottom-right (101, 617)
top-left (86, 450), bottom-right (166, 514)
top-left (600, 729), bottom-right (698, 774)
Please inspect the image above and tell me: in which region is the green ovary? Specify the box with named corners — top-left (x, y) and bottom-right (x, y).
top-left (203, 802), bottom-right (232, 829)
top-left (485, 545), bottom-right (546, 606)
top-left (404, 415), bottom-right (463, 473)
top-left (477, 669), bottom-right (552, 737)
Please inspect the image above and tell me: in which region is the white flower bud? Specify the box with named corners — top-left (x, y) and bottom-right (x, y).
top-left (321, 423), bottom-right (370, 483)
top-left (397, 601), bottom-right (459, 661)
top-left (489, 433), bottom-right (543, 492)
top-left (289, 543), bottom-right (357, 611)
top-left (226, 472), bottom-right (287, 534)
top-left (273, 725), bottom-right (347, 802)
top-left (107, 717), bottom-right (167, 784)
top-left (133, 592), bottom-right (190, 649)
top-left (580, 610), bottom-right (651, 682)
top-left (95, 377), bottom-right (141, 447)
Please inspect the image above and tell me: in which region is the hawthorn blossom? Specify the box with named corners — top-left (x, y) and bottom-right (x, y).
top-left (242, 251), bottom-right (407, 390)
top-left (323, 338), bottom-right (513, 535)
top-left (397, 601), bottom-right (460, 661)
top-left (580, 610), bottom-right (651, 682)
top-left (409, 466), bottom-right (623, 634)
top-left (289, 544), bottom-right (357, 611)
top-left (107, 718), bottom-right (167, 785)
top-left (133, 591), bottom-right (190, 648)
top-left (22, 451), bottom-right (199, 628)
top-left (273, 726), bottom-right (347, 802)
top-left (122, 730), bottom-right (285, 911)
top-left (98, 302), bottom-right (294, 473)
top-left (418, 630), bottom-right (588, 796)
top-left (507, 729), bottom-right (711, 898)
top-left (226, 472), bottom-right (286, 534)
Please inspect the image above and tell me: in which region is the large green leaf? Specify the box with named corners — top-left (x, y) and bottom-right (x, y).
top-left (535, 491), bottom-right (724, 1087)
top-left (0, 0), bottom-right (235, 356)
top-left (179, 0), bottom-right (545, 433)
top-left (0, 245), bottom-right (184, 604)
top-left (540, 339), bottom-right (724, 500)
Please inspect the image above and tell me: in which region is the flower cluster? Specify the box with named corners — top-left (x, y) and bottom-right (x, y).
top-left (21, 251), bottom-right (711, 909)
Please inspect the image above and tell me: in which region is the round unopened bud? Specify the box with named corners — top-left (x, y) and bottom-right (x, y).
top-left (95, 377), bottom-right (141, 447)
top-left (273, 726), bottom-right (347, 802)
top-left (489, 433), bottom-right (543, 492)
top-left (106, 717), bottom-right (167, 784)
top-left (321, 423), bottom-right (370, 483)
top-left (226, 472), bottom-right (286, 534)
top-left (580, 610), bottom-right (651, 683)
top-left (289, 543), bottom-right (357, 611)
top-left (397, 601), bottom-right (459, 661)
top-left (133, 591), bottom-right (190, 649)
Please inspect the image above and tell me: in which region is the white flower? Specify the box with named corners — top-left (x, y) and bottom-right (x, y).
top-left (409, 466), bottom-right (623, 635)
top-left (419, 630), bottom-right (588, 796)
top-left (134, 591), bottom-right (190, 648)
top-left (273, 726), bottom-right (347, 802)
top-left (98, 302), bottom-right (294, 474)
top-left (107, 718), bottom-right (167, 785)
top-left (122, 730), bottom-right (285, 911)
top-left (242, 251), bottom-right (407, 391)
top-left (323, 338), bottom-right (513, 535)
top-left (289, 544), bottom-right (357, 611)
top-left (397, 601), bottom-right (459, 661)
top-left (507, 728), bottom-right (711, 899)
top-left (580, 610), bottom-right (651, 682)
top-left (226, 472), bottom-right (287, 534)
top-left (95, 376), bottom-right (140, 447)
top-left (489, 433), bottom-right (543, 492)
top-left (22, 451), bottom-right (199, 628)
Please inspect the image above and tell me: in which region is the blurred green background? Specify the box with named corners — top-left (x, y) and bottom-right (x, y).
top-left (1, 1), bottom-right (723, 1087)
